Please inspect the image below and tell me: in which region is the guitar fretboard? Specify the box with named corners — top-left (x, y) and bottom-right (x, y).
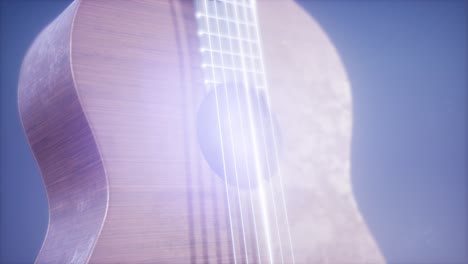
top-left (193, 1), bottom-right (295, 264)
top-left (195, 0), bottom-right (266, 91)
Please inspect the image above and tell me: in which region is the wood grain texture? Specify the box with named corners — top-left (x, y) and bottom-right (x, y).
top-left (72, 0), bottom-right (241, 263)
top-left (18, 0), bottom-right (385, 263)
top-left (17, 1), bottom-right (108, 263)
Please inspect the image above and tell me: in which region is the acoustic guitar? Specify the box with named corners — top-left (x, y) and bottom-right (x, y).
top-left (18, 0), bottom-right (384, 263)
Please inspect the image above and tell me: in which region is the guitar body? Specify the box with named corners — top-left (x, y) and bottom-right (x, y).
top-left (18, 0), bottom-right (384, 263)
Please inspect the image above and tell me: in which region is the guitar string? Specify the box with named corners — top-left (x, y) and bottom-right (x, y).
top-left (248, 0), bottom-right (296, 262)
top-left (231, 1), bottom-right (275, 263)
top-left (201, 1), bottom-right (238, 263)
top-left (199, 1), bottom-right (265, 262)
top-left (211, 1), bottom-right (250, 263)
top-left (234, 1), bottom-right (283, 262)
top-left (199, 1), bottom-right (294, 262)
top-left (219, 1), bottom-right (263, 263)
top-left (239, 1), bottom-right (286, 263)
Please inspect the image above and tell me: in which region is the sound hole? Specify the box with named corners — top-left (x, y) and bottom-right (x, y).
top-left (196, 84), bottom-right (280, 188)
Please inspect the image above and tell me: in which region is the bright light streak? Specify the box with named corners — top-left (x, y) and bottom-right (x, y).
top-left (231, 2), bottom-right (275, 263)
top-left (249, 0), bottom-right (296, 263)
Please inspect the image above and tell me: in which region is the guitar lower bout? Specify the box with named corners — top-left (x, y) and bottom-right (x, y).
top-left (18, 0), bottom-right (385, 263)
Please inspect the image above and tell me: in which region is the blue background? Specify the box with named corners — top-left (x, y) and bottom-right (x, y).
top-left (1, 0), bottom-right (466, 263)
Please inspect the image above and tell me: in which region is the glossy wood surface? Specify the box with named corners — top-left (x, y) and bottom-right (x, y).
top-left (18, 0), bottom-right (384, 263)
top-left (72, 0), bottom-right (238, 262)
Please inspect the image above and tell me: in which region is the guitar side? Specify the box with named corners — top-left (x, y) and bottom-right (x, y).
top-left (17, 1), bottom-right (107, 263)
